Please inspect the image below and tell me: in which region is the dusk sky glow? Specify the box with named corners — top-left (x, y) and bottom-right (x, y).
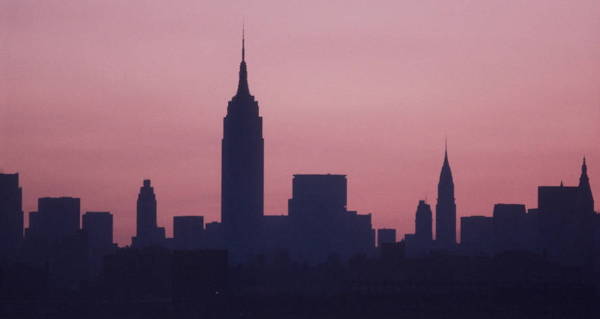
top-left (2, 0), bottom-right (599, 245)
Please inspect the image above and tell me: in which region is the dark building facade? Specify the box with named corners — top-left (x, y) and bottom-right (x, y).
top-left (0, 173), bottom-right (23, 254)
top-left (83, 211), bottom-right (114, 250)
top-left (288, 174), bottom-right (347, 218)
top-left (26, 197), bottom-right (80, 242)
top-left (287, 174), bottom-right (373, 263)
top-left (405, 200), bottom-right (434, 257)
top-left (23, 197), bottom-right (87, 287)
top-left (415, 200), bottom-right (433, 243)
top-left (460, 216), bottom-right (493, 256)
top-left (534, 158), bottom-right (595, 265)
top-left (377, 228), bottom-right (396, 247)
top-left (132, 180), bottom-right (165, 248)
top-left (83, 211), bottom-right (114, 275)
top-left (173, 216), bottom-right (204, 250)
top-left (435, 147), bottom-right (456, 249)
top-left (221, 34), bottom-right (264, 256)
top-left (492, 204), bottom-right (526, 253)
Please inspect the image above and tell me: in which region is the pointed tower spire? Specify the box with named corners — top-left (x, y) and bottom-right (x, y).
top-left (235, 24), bottom-right (250, 96)
top-left (580, 156), bottom-right (590, 187)
top-left (444, 137), bottom-right (449, 164)
top-left (578, 156), bottom-right (595, 213)
top-left (436, 140), bottom-right (456, 248)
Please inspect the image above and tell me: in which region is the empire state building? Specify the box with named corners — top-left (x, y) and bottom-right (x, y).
top-left (221, 32), bottom-right (264, 252)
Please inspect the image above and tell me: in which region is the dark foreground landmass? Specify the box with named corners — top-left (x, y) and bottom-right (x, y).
top-left (2, 250), bottom-right (599, 319)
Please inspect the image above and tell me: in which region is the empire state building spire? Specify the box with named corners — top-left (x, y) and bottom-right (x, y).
top-left (236, 26), bottom-right (250, 96)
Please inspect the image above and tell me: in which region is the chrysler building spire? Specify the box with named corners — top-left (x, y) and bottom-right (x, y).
top-left (436, 142), bottom-right (456, 249)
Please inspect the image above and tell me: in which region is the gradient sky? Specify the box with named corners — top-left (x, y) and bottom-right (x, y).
top-left (2, 0), bottom-right (599, 245)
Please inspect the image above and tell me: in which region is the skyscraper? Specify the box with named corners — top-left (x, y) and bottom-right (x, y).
top-left (405, 200), bottom-right (433, 257)
top-left (577, 157), bottom-right (594, 214)
top-left (83, 211), bottom-right (114, 250)
top-left (132, 179), bottom-right (165, 248)
top-left (0, 173), bottom-right (23, 253)
top-left (415, 200), bottom-right (432, 243)
top-left (435, 146), bottom-right (456, 249)
top-left (221, 31), bottom-right (264, 252)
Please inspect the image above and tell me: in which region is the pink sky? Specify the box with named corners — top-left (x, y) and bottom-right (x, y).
top-left (2, 0), bottom-right (599, 245)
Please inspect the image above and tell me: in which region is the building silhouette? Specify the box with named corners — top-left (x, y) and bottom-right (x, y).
top-left (221, 31), bottom-right (264, 256)
top-left (415, 200), bottom-right (433, 243)
top-left (26, 197), bottom-right (80, 242)
top-left (492, 204), bottom-right (526, 253)
top-left (83, 211), bottom-right (115, 275)
top-left (83, 211), bottom-right (114, 250)
top-left (22, 196), bottom-right (88, 289)
top-left (132, 179), bottom-right (165, 248)
top-left (533, 158), bottom-right (595, 265)
top-left (3, 32), bottom-right (600, 318)
top-left (377, 228), bottom-right (396, 247)
top-left (0, 173), bottom-right (23, 254)
top-left (435, 146), bottom-right (456, 249)
top-left (173, 216), bottom-right (204, 250)
top-left (405, 200), bottom-right (433, 257)
top-left (460, 215), bottom-right (493, 255)
top-left (456, 158), bottom-right (596, 265)
top-left (287, 174), bottom-right (373, 263)
top-left (578, 157), bottom-right (595, 213)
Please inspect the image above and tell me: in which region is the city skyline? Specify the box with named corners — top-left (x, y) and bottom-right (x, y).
top-left (2, 0), bottom-right (599, 245)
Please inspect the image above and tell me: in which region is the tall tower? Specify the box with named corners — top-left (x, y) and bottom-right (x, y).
top-left (132, 179), bottom-right (165, 247)
top-left (221, 30), bottom-right (264, 251)
top-left (435, 145), bottom-right (456, 249)
top-left (577, 157), bottom-right (594, 214)
top-left (0, 173), bottom-right (23, 253)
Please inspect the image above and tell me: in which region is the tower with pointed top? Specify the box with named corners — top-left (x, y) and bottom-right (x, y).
top-left (221, 31), bottom-right (264, 253)
top-left (577, 157), bottom-right (594, 214)
top-left (435, 146), bottom-right (456, 249)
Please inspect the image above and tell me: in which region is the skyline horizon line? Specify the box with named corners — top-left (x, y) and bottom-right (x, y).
top-left (4, 150), bottom-right (595, 246)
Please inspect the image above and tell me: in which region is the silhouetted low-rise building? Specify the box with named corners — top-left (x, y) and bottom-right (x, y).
top-left (173, 216), bottom-right (204, 250)
top-left (83, 211), bottom-right (115, 276)
top-left (377, 228), bottom-right (396, 247)
top-left (83, 211), bottom-right (113, 250)
top-left (460, 216), bottom-right (493, 256)
top-left (26, 197), bottom-right (80, 242)
top-left (493, 204), bottom-right (526, 253)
